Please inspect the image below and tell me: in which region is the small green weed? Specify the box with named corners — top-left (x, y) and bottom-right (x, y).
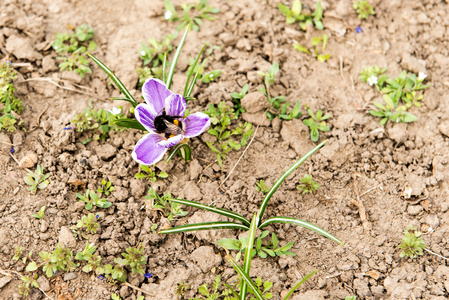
top-left (353, 0), bottom-right (375, 19)
top-left (297, 174), bottom-right (320, 194)
top-left (187, 57), bottom-right (222, 84)
top-left (76, 189), bottom-right (112, 210)
top-left (293, 33), bottom-right (330, 62)
top-left (0, 61), bottom-right (23, 132)
top-left (399, 225), bottom-right (425, 259)
top-left (12, 246), bottom-right (22, 261)
top-left (18, 274), bottom-right (39, 296)
top-left (114, 243), bottom-right (147, 275)
top-left (71, 105), bottom-right (127, 144)
top-left (135, 165), bottom-right (168, 181)
top-left (145, 187), bottom-right (188, 221)
top-left (259, 63), bottom-right (302, 121)
top-left (219, 231), bottom-right (295, 261)
top-left (164, 0), bottom-right (220, 31)
top-left (139, 32), bottom-right (176, 67)
top-left (230, 83), bottom-right (248, 117)
top-left (25, 243), bottom-right (77, 278)
top-left (345, 296), bottom-right (357, 300)
top-left (52, 24), bottom-right (98, 78)
top-left (75, 242), bottom-right (102, 273)
top-left (23, 165), bottom-right (50, 193)
top-left (278, 0), bottom-right (324, 30)
top-left (361, 67), bottom-right (431, 125)
top-left (176, 282), bottom-right (190, 299)
top-left (256, 180), bottom-right (269, 194)
top-left (205, 102), bottom-right (254, 167)
top-left (71, 213), bottom-right (100, 239)
top-left (97, 179), bottom-right (114, 196)
top-left (303, 109), bottom-right (330, 142)
top-left (32, 206), bottom-right (46, 219)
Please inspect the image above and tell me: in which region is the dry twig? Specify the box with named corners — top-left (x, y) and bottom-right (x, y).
top-left (350, 173), bottom-right (371, 231)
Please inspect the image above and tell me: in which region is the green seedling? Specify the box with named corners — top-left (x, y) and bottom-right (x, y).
top-left (248, 277), bottom-right (273, 299)
top-left (345, 296), bottom-right (357, 300)
top-left (201, 69), bottom-right (222, 83)
top-left (71, 213), bottom-right (100, 239)
top-left (75, 242), bottom-right (102, 273)
top-left (135, 165), bottom-right (168, 181)
top-left (139, 32), bottom-right (176, 67)
top-left (259, 63), bottom-right (302, 121)
top-left (145, 187), bottom-right (188, 221)
top-left (26, 243), bottom-right (77, 278)
top-left (32, 206), bottom-right (46, 219)
top-left (18, 274), bottom-right (39, 296)
top-left (362, 67), bottom-right (431, 125)
top-left (230, 83), bottom-right (249, 117)
top-left (186, 57), bottom-right (221, 85)
top-left (353, 0), bottom-right (375, 19)
top-left (399, 225), bottom-right (425, 259)
top-left (114, 243), bottom-right (147, 275)
top-left (303, 109), bottom-right (330, 142)
top-left (164, 0), bottom-right (220, 31)
top-left (97, 179), bottom-right (114, 196)
top-left (111, 294), bottom-right (121, 300)
top-left (176, 282), bottom-right (190, 299)
top-left (76, 189), bottom-right (112, 210)
top-left (256, 180), bottom-right (269, 194)
top-left (12, 246), bottom-right (22, 261)
top-left (297, 174), bottom-right (320, 194)
top-left (293, 34), bottom-right (330, 62)
top-left (219, 231), bottom-right (295, 261)
top-left (136, 66), bottom-right (156, 87)
top-left (52, 24), bottom-right (98, 78)
top-left (23, 165), bottom-right (50, 193)
top-left (99, 264), bottom-right (127, 283)
top-left (278, 0), bottom-right (324, 30)
top-left (71, 105), bottom-right (127, 144)
top-left (0, 61), bottom-right (23, 132)
top-left (205, 102), bottom-right (254, 167)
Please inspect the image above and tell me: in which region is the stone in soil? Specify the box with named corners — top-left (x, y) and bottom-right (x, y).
top-left (190, 246), bottom-right (222, 273)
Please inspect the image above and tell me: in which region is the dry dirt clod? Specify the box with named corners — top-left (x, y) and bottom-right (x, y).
top-left (18, 152), bottom-right (38, 168)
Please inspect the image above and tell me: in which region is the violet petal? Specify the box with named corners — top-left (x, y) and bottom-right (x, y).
top-left (158, 134), bottom-right (184, 148)
top-left (142, 78), bottom-right (173, 114)
top-left (165, 94), bottom-right (186, 117)
top-left (132, 132), bottom-right (167, 165)
top-left (135, 103), bottom-right (157, 132)
top-left (183, 112), bottom-right (211, 138)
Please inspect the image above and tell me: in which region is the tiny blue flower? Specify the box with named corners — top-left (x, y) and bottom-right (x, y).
top-left (96, 214), bottom-right (100, 219)
top-left (356, 26), bottom-right (363, 33)
top-left (144, 273), bottom-right (152, 279)
top-left (97, 275), bottom-right (105, 280)
top-left (63, 126), bottom-right (72, 130)
top-left (10, 147), bottom-right (14, 154)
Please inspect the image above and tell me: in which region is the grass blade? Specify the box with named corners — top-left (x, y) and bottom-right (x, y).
top-left (259, 216), bottom-right (343, 245)
top-left (114, 119), bottom-right (146, 131)
top-left (240, 213), bottom-right (258, 299)
top-left (165, 143), bottom-right (191, 163)
top-left (166, 25), bottom-right (190, 89)
top-left (186, 70), bottom-right (200, 98)
top-left (162, 52), bottom-right (167, 83)
top-left (168, 198), bottom-right (250, 226)
top-left (159, 221), bottom-right (249, 234)
top-left (183, 43), bottom-right (207, 97)
top-left (86, 53), bottom-right (137, 107)
top-left (282, 270), bottom-right (317, 300)
top-left (257, 140), bottom-right (327, 226)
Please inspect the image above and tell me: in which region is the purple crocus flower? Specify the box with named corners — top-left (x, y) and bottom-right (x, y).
top-left (132, 78), bottom-right (210, 165)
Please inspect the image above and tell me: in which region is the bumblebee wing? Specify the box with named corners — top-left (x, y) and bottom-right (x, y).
top-left (163, 119), bottom-right (183, 135)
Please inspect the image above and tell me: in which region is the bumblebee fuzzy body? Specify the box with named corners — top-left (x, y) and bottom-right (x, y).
top-left (154, 110), bottom-right (184, 138)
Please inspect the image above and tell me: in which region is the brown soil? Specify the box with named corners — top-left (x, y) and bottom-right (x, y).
top-left (1, 0), bottom-right (449, 299)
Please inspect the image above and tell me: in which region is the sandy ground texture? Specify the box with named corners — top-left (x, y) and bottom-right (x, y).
top-left (1, 0), bottom-right (449, 299)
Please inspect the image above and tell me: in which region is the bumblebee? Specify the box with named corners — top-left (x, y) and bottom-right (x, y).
top-left (154, 109), bottom-right (184, 138)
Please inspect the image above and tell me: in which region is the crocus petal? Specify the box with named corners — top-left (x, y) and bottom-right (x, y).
top-left (165, 94), bottom-right (186, 117)
top-left (135, 103), bottom-right (157, 132)
top-left (158, 134), bottom-right (184, 148)
top-left (132, 132), bottom-right (167, 165)
top-left (142, 78), bottom-right (173, 113)
top-left (183, 112), bottom-right (211, 138)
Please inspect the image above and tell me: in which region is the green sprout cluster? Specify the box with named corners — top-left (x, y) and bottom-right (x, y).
top-left (187, 56), bottom-right (222, 84)
top-left (297, 174), bottom-right (320, 194)
top-left (0, 61), bottom-right (23, 132)
top-left (230, 83), bottom-right (248, 117)
top-left (71, 106), bottom-right (127, 144)
top-left (353, 0), bottom-right (375, 20)
top-left (303, 109), bottom-right (330, 142)
top-left (205, 102), bottom-right (254, 167)
top-left (399, 225), bottom-right (426, 259)
top-left (164, 0), bottom-right (220, 32)
top-left (71, 213), bottom-right (100, 239)
top-left (135, 165), bottom-right (168, 181)
top-left (219, 231), bottom-right (295, 261)
top-left (23, 165), bottom-right (50, 193)
top-left (259, 63), bottom-right (302, 121)
top-left (97, 179), bottom-right (114, 196)
top-left (32, 206), bottom-right (46, 219)
top-left (76, 189), bottom-right (112, 210)
top-left (25, 243), bottom-right (77, 278)
top-left (361, 66), bottom-right (431, 125)
top-left (145, 187), bottom-right (188, 221)
top-left (114, 243), bottom-right (147, 275)
top-left (278, 0), bottom-right (324, 30)
top-left (256, 180), bottom-right (269, 194)
top-left (293, 34), bottom-right (330, 62)
top-left (52, 24), bottom-right (98, 78)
